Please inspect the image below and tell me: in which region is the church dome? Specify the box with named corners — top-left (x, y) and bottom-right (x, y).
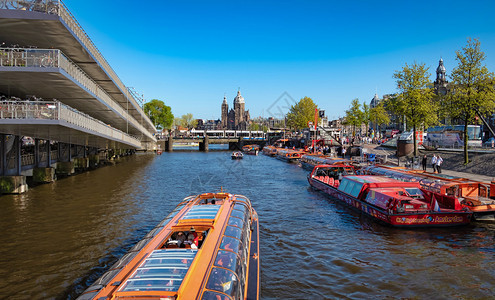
top-left (234, 90), bottom-right (244, 104)
top-left (437, 58), bottom-right (446, 73)
top-left (222, 95), bottom-right (228, 105)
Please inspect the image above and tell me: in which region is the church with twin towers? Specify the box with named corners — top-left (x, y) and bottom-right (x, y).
top-left (220, 90), bottom-right (251, 130)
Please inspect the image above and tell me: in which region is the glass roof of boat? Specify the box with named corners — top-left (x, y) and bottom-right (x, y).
top-left (182, 205), bottom-right (221, 220)
top-left (345, 175), bottom-right (398, 183)
top-left (120, 249), bottom-right (197, 292)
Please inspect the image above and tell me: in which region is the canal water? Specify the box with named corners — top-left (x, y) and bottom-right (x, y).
top-left (1, 149), bottom-right (495, 299)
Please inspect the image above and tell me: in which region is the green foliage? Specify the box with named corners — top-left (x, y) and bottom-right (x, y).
top-left (391, 62), bottom-right (437, 156)
top-left (0, 177), bottom-right (13, 193)
top-left (143, 99), bottom-right (174, 131)
top-left (369, 103), bottom-right (390, 131)
top-left (344, 99), bottom-right (364, 136)
top-left (249, 123), bottom-right (268, 131)
top-left (448, 38), bottom-right (495, 164)
top-left (286, 97), bottom-right (318, 129)
top-left (179, 113), bottom-right (198, 129)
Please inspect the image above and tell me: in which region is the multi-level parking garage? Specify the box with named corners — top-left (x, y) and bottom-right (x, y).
top-left (0, 0), bottom-right (157, 187)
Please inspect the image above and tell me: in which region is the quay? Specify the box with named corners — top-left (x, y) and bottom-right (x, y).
top-left (0, 1), bottom-right (156, 194)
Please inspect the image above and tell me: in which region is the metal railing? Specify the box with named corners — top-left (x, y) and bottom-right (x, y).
top-left (1, 0), bottom-right (150, 127)
top-left (0, 100), bottom-right (142, 147)
top-left (0, 0), bottom-right (59, 14)
top-left (0, 48), bottom-right (59, 67)
top-left (422, 140), bottom-right (494, 150)
top-left (0, 48), bottom-right (154, 141)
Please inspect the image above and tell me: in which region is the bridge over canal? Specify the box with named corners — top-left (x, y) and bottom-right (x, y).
top-left (159, 135), bottom-right (268, 152)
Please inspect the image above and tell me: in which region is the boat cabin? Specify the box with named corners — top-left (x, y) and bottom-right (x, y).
top-left (79, 192), bottom-right (259, 300)
top-left (262, 145), bottom-right (278, 156)
top-left (301, 155), bottom-right (350, 166)
top-left (277, 149), bottom-right (305, 159)
top-left (336, 175), bottom-right (431, 213)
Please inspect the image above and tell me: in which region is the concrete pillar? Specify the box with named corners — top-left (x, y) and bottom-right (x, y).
top-left (33, 167), bottom-right (56, 183)
top-left (0, 175), bottom-right (28, 194)
top-left (229, 141), bottom-right (240, 150)
top-left (56, 161), bottom-right (75, 176)
top-left (0, 134), bottom-right (5, 176)
top-left (46, 140), bottom-right (52, 167)
top-left (88, 154), bottom-right (100, 168)
top-left (199, 136), bottom-right (209, 152)
top-left (74, 157), bottom-right (89, 171)
top-left (165, 138), bottom-right (173, 152)
top-left (35, 138), bottom-right (40, 167)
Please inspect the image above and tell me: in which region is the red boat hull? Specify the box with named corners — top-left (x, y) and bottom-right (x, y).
top-left (308, 177), bottom-right (471, 227)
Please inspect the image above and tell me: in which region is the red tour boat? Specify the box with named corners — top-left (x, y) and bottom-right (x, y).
top-left (308, 164), bottom-right (472, 227)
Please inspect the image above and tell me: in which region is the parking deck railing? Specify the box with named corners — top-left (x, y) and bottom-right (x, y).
top-left (0, 48), bottom-right (154, 141)
top-left (0, 0), bottom-right (150, 126)
top-left (0, 100), bottom-right (142, 147)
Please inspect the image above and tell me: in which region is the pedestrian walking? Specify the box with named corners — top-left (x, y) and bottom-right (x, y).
top-left (431, 154), bottom-right (437, 173)
top-left (436, 155), bottom-right (443, 174)
top-left (422, 154), bottom-right (427, 171)
top-left (341, 146), bottom-right (347, 158)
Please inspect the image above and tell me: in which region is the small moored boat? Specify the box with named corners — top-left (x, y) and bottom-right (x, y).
top-left (262, 145), bottom-right (278, 156)
top-left (231, 151), bottom-right (244, 159)
top-left (242, 144), bottom-right (260, 155)
top-left (308, 164), bottom-right (472, 227)
top-left (78, 192), bottom-right (260, 300)
top-left (276, 149), bottom-right (305, 163)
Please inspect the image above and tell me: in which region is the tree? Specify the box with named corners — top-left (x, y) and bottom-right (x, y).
top-left (362, 102), bottom-right (370, 136)
top-left (369, 103), bottom-right (390, 137)
top-left (180, 113), bottom-right (198, 130)
top-left (143, 99), bottom-right (174, 131)
top-left (448, 38), bottom-right (495, 164)
top-left (344, 98), bottom-right (364, 137)
top-left (391, 62), bottom-right (437, 156)
top-left (286, 96), bottom-right (318, 130)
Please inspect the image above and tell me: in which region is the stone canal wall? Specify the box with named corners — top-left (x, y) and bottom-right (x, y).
top-left (420, 149), bottom-right (495, 178)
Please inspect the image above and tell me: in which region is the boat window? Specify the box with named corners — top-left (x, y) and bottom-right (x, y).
top-left (182, 205), bottom-right (221, 220)
top-left (405, 188), bottom-right (423, 198)
top-left (235, 258), bottom-right (246, 291)
top-left (344, 181), bottom-right (355, 195)
top-left (224, 226), bottom-right (242, 240)
top-left (201, 290), bottom-right (233, 300)
top-left (233, 202), bottom-right (247, 213)
top-left (230, 209), bottom-right (245, 220)
top-left (205, 267), bottom-right (239, 297)
top-left (338, 179), bottom-right (349, 192)
top-left (234, 195), bottom-right (251, 206)
top-left (214, 250), bottom-right (238, 272)
top-left (220, 236), bottom-right (241, 253)
top-left (228, 216), bottom-right (244, 228)
top-left (119, 249), bottom-right (197, 292)
top-left (350, 182), bottom-right (363, 198)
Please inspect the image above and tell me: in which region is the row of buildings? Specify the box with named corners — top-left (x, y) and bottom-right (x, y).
top-left (194, 58), bottom-right (494, 142)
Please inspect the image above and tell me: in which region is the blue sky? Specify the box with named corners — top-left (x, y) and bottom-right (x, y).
top-left (64, 0), bottom-right (495, 121)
